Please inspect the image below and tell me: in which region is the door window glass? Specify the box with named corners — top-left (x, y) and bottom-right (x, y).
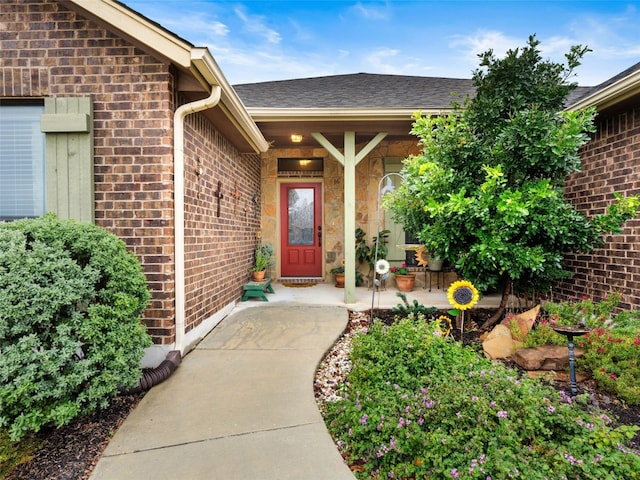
top-left (288, 188), bottom-right (314, 245)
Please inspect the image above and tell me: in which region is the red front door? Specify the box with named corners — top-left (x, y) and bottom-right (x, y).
top-left (280, 182), bottom-right (322, 277)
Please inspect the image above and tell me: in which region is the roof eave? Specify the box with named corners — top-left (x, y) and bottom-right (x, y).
top-left (246, 107), bottom-right (450, 122)
top-left (191, 49), bottom-right (270, 152)
top-left (65, 0), bottom-right (269, 153)
top-left (567, 69), bottom-right (640, 111)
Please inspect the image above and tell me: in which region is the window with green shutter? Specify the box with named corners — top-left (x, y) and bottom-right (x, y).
top-left (0, 97), bottom-right (94, 223)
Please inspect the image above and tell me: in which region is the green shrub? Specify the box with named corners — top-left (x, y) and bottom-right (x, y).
top-left (325, 317), bottom-right (640, 479)
top-left (391, 292), bottom-right (438, 320)
top-left (0, 214), bottom-right (151, 440)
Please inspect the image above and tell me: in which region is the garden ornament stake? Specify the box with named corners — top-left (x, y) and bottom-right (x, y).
top-left (447, 280), bottom-right (480, 344)
top-left (231, 181), bottom-right (241, 215)
top-left (552, 325), bottom-right (591, 396)
top-left (370, 173), bottom-right (405, 324)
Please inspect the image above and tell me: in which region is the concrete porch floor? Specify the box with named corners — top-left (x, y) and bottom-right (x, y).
top-left (234, 280), bottom-right (512, 313)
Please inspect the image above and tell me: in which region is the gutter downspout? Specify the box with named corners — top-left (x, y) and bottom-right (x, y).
top-left (174, 86), bottom-right (222, 354)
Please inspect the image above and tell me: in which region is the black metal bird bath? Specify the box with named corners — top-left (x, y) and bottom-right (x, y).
top-left (551, 325), bottom-right (591, 396)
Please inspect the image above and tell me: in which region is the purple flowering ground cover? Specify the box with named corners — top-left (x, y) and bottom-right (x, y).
top-left (317, 310), bottom-right (640, 479)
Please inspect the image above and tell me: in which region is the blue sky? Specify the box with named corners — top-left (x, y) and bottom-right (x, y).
top-left (125, 1), bottom-right (640, 86)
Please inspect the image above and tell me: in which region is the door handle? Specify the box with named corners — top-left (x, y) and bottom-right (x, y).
top-left (317, 225), bottom-right (322, 247)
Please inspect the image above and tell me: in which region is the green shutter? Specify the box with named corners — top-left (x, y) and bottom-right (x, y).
top-left (41, 97), bottom-right (94, 223)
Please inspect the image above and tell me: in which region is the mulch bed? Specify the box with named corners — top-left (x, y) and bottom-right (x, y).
top-left (6, 308), bottom-right (639, 479)
top-left (5, 393), bottom-right (145, 480)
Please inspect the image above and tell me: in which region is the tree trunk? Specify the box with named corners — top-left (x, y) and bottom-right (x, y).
top-left (480, 276), bottom-right (512, 330)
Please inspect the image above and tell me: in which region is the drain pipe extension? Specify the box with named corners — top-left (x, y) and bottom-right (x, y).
top-left (124, 350), bottom-right (182, 394)
top-left (174, 86), bottom-right (222, 355)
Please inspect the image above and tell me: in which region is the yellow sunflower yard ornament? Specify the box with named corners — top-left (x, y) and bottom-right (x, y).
top-left (436, 315), bottom-right (453, 337)
top-left (414, 247), bottom-right (429, 267)
top-left (447, 280), bottom-right (479, 342)
top-left (447, 280), bottom-right (479, 310)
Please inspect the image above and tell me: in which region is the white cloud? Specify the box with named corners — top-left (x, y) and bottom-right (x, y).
top-left (125, 0), bottom-right (640, 86)
top-left (539, 36), bottom-right (576, 57)
top-left (142, 12), bottom-right (229, 43)
top-left (289, 19), bottom-right (313, 42)
top-left (234, 5), bottom-right (281, 45)
top-left (362, 47), bottom-right (435, 76)
top-left (210, 21), bottom-right (229, 37)
top-left (565, 7), bottom-right (640, 60)
top-left (363, 47), bottom-right (400, 73)
top-left (350, 2), bottom-right (389, 20)
top-left (449, 30), bottom-right (521, 65)
top-left (213, 46), bottom-right (343, 84)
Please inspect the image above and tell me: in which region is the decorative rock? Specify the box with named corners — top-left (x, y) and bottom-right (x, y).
top-left (482, 325), bottom-right (517, 359)
top-left (501, 305), bottom-right (540, 341)
top-left (485, 324), bottom-right (512, 340)
top-left (513, 345), bottom-right (584, 371)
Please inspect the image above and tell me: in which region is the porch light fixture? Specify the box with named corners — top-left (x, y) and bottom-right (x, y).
top-left (290, 134), bottom-right (303, 143)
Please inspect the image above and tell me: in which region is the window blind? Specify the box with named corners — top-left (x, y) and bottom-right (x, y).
top-left (0, 104), bottom-right (46, 220)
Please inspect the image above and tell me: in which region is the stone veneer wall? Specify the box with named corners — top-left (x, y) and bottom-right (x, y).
top-left (260, 139), bottom-right (420, 282)
top-left (554, 104), bottom-right (640, 310)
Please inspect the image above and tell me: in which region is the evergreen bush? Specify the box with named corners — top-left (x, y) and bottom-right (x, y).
top-left (0, 214), bottom-right (151, 440)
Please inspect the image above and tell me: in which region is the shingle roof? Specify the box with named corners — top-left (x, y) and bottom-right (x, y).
top-left (234, 73), bottom-right (476, 110)
top-left (566, 61), bottom-right (640, 106)
top-left (232, 65), bottom-right (640, 114)
top-left (565, 86), bottom-right (595, 105)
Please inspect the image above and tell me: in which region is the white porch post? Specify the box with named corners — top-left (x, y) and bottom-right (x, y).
top-left (311, 131), bottom-right (388, 304)
top-left (343, 132), bottom-right (357, 303)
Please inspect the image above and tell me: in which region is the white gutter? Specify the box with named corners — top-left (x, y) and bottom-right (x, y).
top-left (173, 86), bottom-right (222, 354)
top-left (567, 69), bottom-right (640, 111)
top-left (246, 107), bottom-right (449, 122)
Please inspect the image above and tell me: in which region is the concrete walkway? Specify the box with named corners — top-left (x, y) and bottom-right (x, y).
top-left (90, 283), bottom-right (508, 479)
top-left (90, 304), bottom-right (355, 480)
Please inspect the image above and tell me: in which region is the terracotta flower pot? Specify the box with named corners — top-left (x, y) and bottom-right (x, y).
top-left (252, 270), bottom-right (266, 281)
top-left (395, 273), bottom-right (416, 292)
top-left (334, 272), bottom-right (345, 288)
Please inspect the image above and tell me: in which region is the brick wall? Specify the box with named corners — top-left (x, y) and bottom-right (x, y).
top-left (555, 104), bottom-right (640, 310)
top-left (182, 114), bottom-right (261, 334)
top-left (1, 1), bottom-right (261, 345)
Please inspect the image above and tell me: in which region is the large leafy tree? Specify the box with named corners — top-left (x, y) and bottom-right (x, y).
top-left (385, 35), bottom-right (639, 327)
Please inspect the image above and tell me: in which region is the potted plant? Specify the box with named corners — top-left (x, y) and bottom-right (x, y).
top-left (391, 263), bottom-right (415, 292)
top-left (427, 254), bottom-right (444, 271)
top-left (251, 242), bottom-right (273, 281)
top-left (330, 265), bottom-right (345, 288)
top-left (355, 227), bottom-right (390, 287)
